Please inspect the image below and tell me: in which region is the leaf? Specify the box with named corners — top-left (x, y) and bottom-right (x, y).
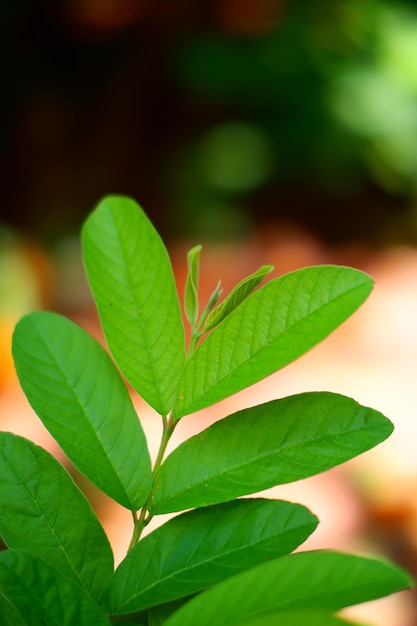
top-left (235, 610), bottom-right (370, 626)
top-left (0, 596), bottom-right (26, 626)
top-left (107, 499), bottom-right (317, 614)
top-left (184, 244), bottom-right (202, 326)
top-left (173, 265), bottom-right (373, 418)
top-left (148, 598), bottom-right (193, 626)
top-left (12, 311), bottom-right (152, 510)
top-left (0, 433), bottom-right (113, 601)
top-left (0, 550), bottom-right (112, 626)
top-left (151, 392), bottom-right (392, 514)
top-left (203, 264), bottom-right (274, 331)
top-left (163, 551), bottom-right (413, 626)
top-left (82, 195), bottom-right (185, 415)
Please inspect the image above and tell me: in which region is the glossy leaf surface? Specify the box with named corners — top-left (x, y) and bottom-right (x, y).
top-left (0, 433), bottom-right (113, 600)
top-left (163, 551), bottom-right (412, 626)
top-left (82, 195), bottom-right (185, 415)
top-left (12, 311), bottom-right (152, 509)
top-left (152, 392), bottom-right (392, 513)
top-left (0, 550), bottom-right (111, 626)
top-left (236, 611), bottom-right (369, 625)
top-left (108, 499), bottom-right (317, 614)
top-left (173, 265), bottom-right (373, 418)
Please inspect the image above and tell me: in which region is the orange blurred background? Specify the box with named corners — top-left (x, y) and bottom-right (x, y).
top-left (2, 2), bottom-right (417, 624)
top-left (2, 228), bottom-right (417, 625)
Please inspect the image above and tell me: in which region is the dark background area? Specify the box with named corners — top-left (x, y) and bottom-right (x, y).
top-left (2, 0), bottom-right (417, 246)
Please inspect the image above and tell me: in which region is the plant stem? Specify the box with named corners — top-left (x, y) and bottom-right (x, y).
top-left (187, 330), bottom-right (201, 356)
top-left (128, 414), bottom-right (176, 550)
top-left (153, 415), bottom-right (176, 474)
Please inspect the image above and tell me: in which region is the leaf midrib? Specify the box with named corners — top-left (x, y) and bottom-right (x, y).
top-left (165, 558), bottom-right (403, 625)
top-left (113, 515), bottom-right (316, 612)
top-left (154, 415), bottom-right (383, 509)
top-left (4, 448), bottom-right (93, 599)
top-left (27, 318), bottom-right (135, 509)
top-left (106, 209), bottom-right (173, 414)
top-left (177, 280), bottom-right (368, 415)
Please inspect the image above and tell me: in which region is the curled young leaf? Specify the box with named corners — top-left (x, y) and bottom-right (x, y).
top-left (203, 264), bottom-right (274, 332)
top-left (184, 244), bottom-right (202, 327)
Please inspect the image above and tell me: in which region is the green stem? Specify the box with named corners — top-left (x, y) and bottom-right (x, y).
top-left (153, 415), bottom-right (175, 473)
top-left (187, 329), bottom-right (201, 356)
top-left (128, 509), bottom-right (142, 552)
top-left (128, 414), bottom-right (176, 550)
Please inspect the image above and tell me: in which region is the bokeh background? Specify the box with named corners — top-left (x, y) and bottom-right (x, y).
top-left (2, 1), bottom-right (417, 624)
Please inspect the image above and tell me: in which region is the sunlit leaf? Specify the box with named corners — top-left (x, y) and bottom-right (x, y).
top-left (203, 264), bottom-right (273, 331)
top-left (235, 609), bottom-right (370, 625)
top-left (82, 195), bottom-right (185, 415)
top-left (0, 433), bottom-right (113, 601)
top-left (173, 266), bottom-right (373, 418)
top-left (0, 550), bottom-right (111, 626)
top-left (12, 311), bottom-right (152, 509)
top-left (163, 551), bottom-right (412, 626)
top-left (234, 609), bottom-right (366, 626)
top-left (108, 499), bottom-right (317, 614)
top-left (152, 392), bottom-right (392, 513)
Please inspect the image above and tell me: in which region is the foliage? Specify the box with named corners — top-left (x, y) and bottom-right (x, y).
top-left (1, 195), bottom-right (412, 624)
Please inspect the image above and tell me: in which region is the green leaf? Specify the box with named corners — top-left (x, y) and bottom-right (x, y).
top-left (203, 264), bottom-right (274, 331)
top-left (148, 598), bottom-right (193, 626)
top-left (184, 244), bottom-right (202, 326)
top-left (0, 550), bottom-right (112, 626)
top-left (235, 610), bottom-right (370, 626)
top-left (12, 311), bottom-right (152, 510)
top-left (163, 551), bottom-right (413, 626)
top-left (82, 195), bottom-right (185, 415)
top-left (151, 392), bottom-right (392, 514)
top-left (108, 499), bottom-right (317, 614)
top-left (0, 596), bottom-right (26, 626)
top-left (173, 265), bottom-right (373, 418)
top-left (0, 433), bottom-right (113, 601)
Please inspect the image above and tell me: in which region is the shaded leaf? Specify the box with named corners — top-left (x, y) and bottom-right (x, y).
top-left (0, 550), bottom-right (111, 626)
top-left (0, 432), bottom-right (113, 601)
top-left (0, 596), bottom-right (26, 626)
top-left (82, 195), bottom-right (185, 415)
top-left (163, 551), bottom-right (412, 626)
top-left (173, 265), bottom-right (373, 418)
top-left (108, 499), bottom-right (317, 614)
top-left (12, 311), bottom-right (152, 509)
top-left (148, 598), bottom-right (193, 626)
top-left (184, 244), bottom-right (202, 326)
top-left (152, 392), bottom-right (392, 514)
top-left (203, 264), bottom-right (273, 331)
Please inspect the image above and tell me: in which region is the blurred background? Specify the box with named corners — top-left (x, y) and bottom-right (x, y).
top-left (2, 1), bottom-right (417, 624)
